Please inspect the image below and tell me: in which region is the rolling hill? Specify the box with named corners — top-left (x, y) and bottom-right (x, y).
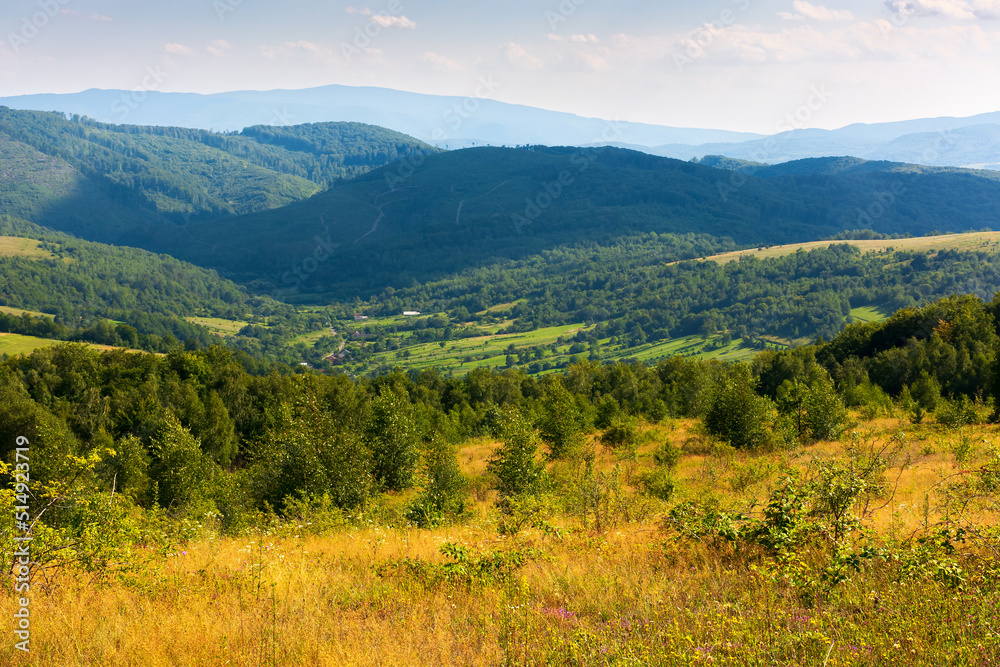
top-left (0, 107), bottom-right (436, 242)
top-left (144, 148), bottom-right (1000, 299)
top-left (4, 85), bottom-right (999, 168)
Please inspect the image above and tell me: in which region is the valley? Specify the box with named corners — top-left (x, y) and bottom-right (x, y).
top-left (2, 105), bottom-right (1000, 667)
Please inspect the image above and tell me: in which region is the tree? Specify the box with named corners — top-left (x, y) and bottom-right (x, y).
top-left (260, 400), bottom-right (373, 512)
top-left (537, 379), bottom-right (585, 459)
top-left (486, 407), bottom-right (546, 501)
top-left (148, 415), bottom-right (213, 513)
top-left (363, 389), bottom-right (419, 492)
top-left (406, 436), bottom-right (467, 528)
top-left (778, 374), bottom-right (850, 443)
top-left (705, 365), bottom-right (780, 450)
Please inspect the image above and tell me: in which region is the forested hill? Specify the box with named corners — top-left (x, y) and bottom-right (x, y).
top-left (0, 216), bottom-right (298, 356)
top-left (157, 146), bottom-right (1000, 299)
top-left (0, 107), bottom-right (436, 241)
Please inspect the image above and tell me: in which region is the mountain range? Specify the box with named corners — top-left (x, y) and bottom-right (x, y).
top-left (2, 102), bottom-right (1000, 370)
top-left (3, 85), bottom-right (1000, 169)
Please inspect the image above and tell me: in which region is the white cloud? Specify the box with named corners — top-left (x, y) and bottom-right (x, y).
top-left (780, 1), bottom-right (855, 21)
top-left (259, 41), bottom-right (354, 68)
top-left (369, 15), bottom-right (416, 29)
top-left (501, 42), bottom-right (543, 70)
top-left (285, 41), bottom-right (324, 55)
top-left (573, 51), bottom-right (611, 70)
top-left (609, 19), bottom-right (998, 70)
top-left (421, 51), bottom-right (463, 71)
top-left (164, 43), bottom-right (193, 56)
top-left (89, 14), bottom-right (112, 22)
top-left (885, 0), bottom-right (1000, 18)
top-left (548, 33), bottom-right (600, 43)
top-left (207, 40), bottom-right (231, 57)
top-left (345, 6), bottom-right (372, 15)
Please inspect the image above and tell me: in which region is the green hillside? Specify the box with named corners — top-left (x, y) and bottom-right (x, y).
top-left (159, 147), bottom-right (1000, 300)
top-left (277, 232), bottom-right (1000, 378)
top-left (0, 216), bottom-right (305, 358)
top-left (0, 108), bottom-right (436, 241)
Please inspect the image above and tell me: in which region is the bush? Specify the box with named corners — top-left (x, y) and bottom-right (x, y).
top-left (937, 395), bottom-right (993, 426)
top-left (600, 418), bottom-right (639, 452)
top-left (537, 380), bottom-right (586, 460)
top-left (842, 381), bottom-right (893, 420)
top-left (406, 437), bottom-right (468, 528)
top-left (594, 395), bottom-right (623, 429)
top-left (257, 400), bottom-right (373, 513)
top-left (364, 389), bottom-right (420, 492)
top-left (778, 375), bottom-right (850, 443)
top-left (705, 366), bottom-right (780, 450)
top-left (652, 441), bottom-right (681, 471)
top-left (486, 408), bottom-right (547, 502)
top-left (639, 467), bottom-right (676, 501)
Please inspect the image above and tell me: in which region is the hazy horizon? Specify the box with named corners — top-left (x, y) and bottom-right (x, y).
top-left (2, 1), bottom-right (999, 134)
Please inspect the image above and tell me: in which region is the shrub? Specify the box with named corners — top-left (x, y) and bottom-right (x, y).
top-left (652, 441), bottom-right (681, 471)
top-left (705, 366), bottom-right (779, 450)
top-left (639, 467), bottom-right (676, 501)
top-left (937, 395), bottom-right (993, 426)
top-left (486, 408), bottom-right (547, 502)
top-left (537, 380), bottom-right (586, 460)
top-left (778, 375), bottom-right (850, 443)
top-left (406, 436), bottom-right (468, 528)
top-left (364, 389), bottom-right (420, 492)
top-left (600, 418), bottom-right (639, 452)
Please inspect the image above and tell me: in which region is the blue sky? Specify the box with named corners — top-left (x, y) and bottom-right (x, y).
top-left (1, 0), bottom-right (998, 132)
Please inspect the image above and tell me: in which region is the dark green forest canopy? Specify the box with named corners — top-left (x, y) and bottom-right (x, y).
top-left (347, 238), bottom-right (1000, 344)
top-left (165, 146), bottom-right (1000, 298)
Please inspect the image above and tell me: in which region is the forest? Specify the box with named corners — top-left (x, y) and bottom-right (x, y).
top-left (1, 291), bottom-right (996, 543)
top-left (3, 291), bottom-right (1000, 663)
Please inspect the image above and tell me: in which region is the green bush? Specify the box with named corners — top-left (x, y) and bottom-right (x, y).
top-left (937, 395), bottom-right (993, 426)
top-left (600, 418), bottom-right (639, 452)
top-left (778, 374), bottom-right (850, 443)
top-left (705, 366), bottom-right (780, 450)
top-left (406, 436), bottom-right (468, 528)
top-left (639, 467), bottom-right (676, 501)
top-left (537, 379), bottom-right (586, 460)
top-left (486, 408), bottom-right (547, 502)
top-left (652, 441), bottom-right (681, 471)
top-left (364, 389), bottom-right (420, 492)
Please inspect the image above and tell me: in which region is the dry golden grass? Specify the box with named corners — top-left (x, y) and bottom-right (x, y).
top-left (2, 416), bottom-right (998, 666)
top-left (693, 231), bottom-right (1000, 266)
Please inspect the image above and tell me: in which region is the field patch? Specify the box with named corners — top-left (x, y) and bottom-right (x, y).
top-left (694, 231), bottom-right (1000, 265)
top-left (184, 316), bottom-right (250, 337)
top-left (0, 236), bottom-right (59, 261)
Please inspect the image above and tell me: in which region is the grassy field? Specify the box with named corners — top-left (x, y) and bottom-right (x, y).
top-left (601, 335), bottom-right (760, 365)
top-left (184, 317), bottom-right (250, 337)
top-left (0, 332), bottom-right (64, 356)
top-left (0, 306), bottom-right (52, 319)
top-left (696, 231), bottom-right (1000, 265)
top-left (0, 333), bottom-right (146, 358)
top-left (365, 322), bottom-right (596, 375)
top-left (3, 416), bottom-right (998, 665)
top-left (850, 306), bottom-right (888, 324)
top-left (0, 236), bottom-right (58, 261)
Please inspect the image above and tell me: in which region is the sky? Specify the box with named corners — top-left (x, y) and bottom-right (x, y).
top-left (0, 0), bottom-right (998, 133)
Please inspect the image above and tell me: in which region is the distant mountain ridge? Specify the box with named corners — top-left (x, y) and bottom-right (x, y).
top-left (2, 84), bottom-right (999, 168)
top-left (649, 116), bottom-right (1000, 170)
top-left (0, 85), bottom-right (765, 148)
